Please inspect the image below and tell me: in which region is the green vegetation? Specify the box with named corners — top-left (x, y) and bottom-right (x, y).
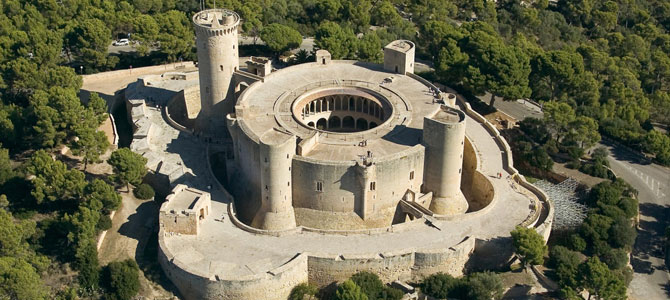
top-left (261, 24), bottom-right (303, 55)
top-left (108, 148), bottom-right (148, 191)
top-left (289, 283), bottom-right (319, 300)
top-left (335, 279), bottom-right (368, 300)
top-left (511, 226), bottom-right (548, 268)
top-left (133, 183), bottom-right (155, 200)
top-left (548, 179), bottom-right (637, 298)
top-left (421, 271), bottom-right (503, 300)
top-left (103, 259), bottom-right (141, 300)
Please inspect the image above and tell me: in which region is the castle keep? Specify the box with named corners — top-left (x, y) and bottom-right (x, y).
top-left (127, 8), bottom-right (555, 300)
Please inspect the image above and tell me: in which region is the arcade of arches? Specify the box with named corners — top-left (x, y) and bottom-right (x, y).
top-left (298, 94), bottom-right (389, 132)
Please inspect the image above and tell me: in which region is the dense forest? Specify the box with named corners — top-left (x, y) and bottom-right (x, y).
top-left (0, 0), bottom-right (668, 299)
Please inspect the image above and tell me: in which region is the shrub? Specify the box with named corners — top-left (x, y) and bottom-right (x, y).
top-left (466, 272), bottom-right (503, 300)
top-left (568, 234), bottom-right (587, 252)
top-left (289, 283), bottom-right (318, 300)
top-left (103, 259), bottom-right (140, 300)
top-left (350, 272), bottom-right (383, 296)
top-left (599, 247), bottom-right (628, 270)
top-left (335, 280), bottom-right (367, 300)
top-left (133, 183), bottom-right (154, 200)
top-left (422, 273), bottom-right (459, 299)
top-left (96, 214), bottom-right (112, 231)
top-left (511, 226), bottom-right (548, 267)
top-left (608, 217), bottom-right (636, 249)
top-left (549, 246), bottom-right (581, 287)
top-left (376, 286), bottom-right (403, 300)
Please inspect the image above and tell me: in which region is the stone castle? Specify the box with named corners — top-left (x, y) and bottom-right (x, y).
top-left (124, 8), bottom-right (556, 300)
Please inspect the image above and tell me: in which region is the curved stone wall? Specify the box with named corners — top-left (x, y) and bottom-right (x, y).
top-left (193, 9), bottom-right (240, 128)
top-left (159, 235), bottom-right (308, 300)
top-left (291, 146), bottom-right (424, 230)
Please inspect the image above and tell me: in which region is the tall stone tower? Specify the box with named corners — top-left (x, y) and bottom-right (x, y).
top-left (422, 105), bottom-right (468, 215)
top-left (192, 9), bottom-right (240, 132)
top-left (251, 130), bottom-right (297, 231)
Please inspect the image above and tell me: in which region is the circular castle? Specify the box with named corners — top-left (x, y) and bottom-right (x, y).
top-left (121, 8), bottom-right (554, 300)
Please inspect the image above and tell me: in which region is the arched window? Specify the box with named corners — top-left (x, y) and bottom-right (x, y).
top-left (316, 118), bottom-right (327, 130)
top-left (328, 116), bottom-right (341, 128)
top-left (356, 118), bottom-right (368, 130)
top-left (342, 116), bottom-right (355, 128)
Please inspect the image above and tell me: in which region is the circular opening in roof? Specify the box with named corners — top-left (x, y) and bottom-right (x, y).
top-left (292, 87), bottom-right (393, 133)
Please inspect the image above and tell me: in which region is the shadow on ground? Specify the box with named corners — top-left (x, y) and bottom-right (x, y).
top-left (632, 203), bottom-right (670, 275)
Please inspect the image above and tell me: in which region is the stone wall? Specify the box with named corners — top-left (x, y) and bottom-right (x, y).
top-left (159, 232), bottom-right (474, 300)
top-left (158, 235), bottom-right (309, 300)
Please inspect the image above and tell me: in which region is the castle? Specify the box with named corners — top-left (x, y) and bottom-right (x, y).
top-left (137, 8), bottom-right (554, 300)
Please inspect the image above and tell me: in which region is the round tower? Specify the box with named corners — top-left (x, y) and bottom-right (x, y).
top-left (422, 105), bottom-right (468, 215)
top-left (193, 9), bottom-right (240, 132)
top-left (251, 130), bottom-right (297, 231)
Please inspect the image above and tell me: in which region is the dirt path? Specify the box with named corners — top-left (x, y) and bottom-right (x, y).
top-left (98, 191), bottom-right (176, 299)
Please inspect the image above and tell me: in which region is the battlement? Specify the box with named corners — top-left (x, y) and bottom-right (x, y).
top-left (193, 9), bottom-right (239, 35)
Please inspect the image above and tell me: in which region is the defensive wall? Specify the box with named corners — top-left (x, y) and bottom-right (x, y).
top-left (158, 230), bottom-right (474, 300)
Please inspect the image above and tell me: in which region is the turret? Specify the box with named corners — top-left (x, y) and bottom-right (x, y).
top-left (422, 105), bottom-right (468, 215)
top-left (251, 129), bottom-right (297, 230)
top-left (193, 9), bottom-right (240, 132)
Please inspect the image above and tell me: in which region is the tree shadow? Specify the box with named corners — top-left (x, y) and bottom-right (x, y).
top-left (466, 236), bottom-right (514, 273)
top-left (632, 202), bottom-right (670, 273)
top-left (602, 139), bottom-right (652, 166)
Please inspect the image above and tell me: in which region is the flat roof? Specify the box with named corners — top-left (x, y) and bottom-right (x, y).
top-left (166, 188), bottom-right (205, 211)
top-left (385, 40), bottom-right (414, 52)
top-left (234, 61), bottom-right (440, 162)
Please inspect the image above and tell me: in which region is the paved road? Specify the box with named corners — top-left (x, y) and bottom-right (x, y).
top-left (602, 142), bottom-right (670, 300)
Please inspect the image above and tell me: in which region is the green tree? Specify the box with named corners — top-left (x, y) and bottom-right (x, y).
top-left (466, 271), bottom-right (503, 300)
top-left (510, 226), bottom-right (547, 268)
top-left (371, 1), bottom-right (401, 27)
top-left (154, 10), bottom-right (195, 61)
top-left (260, 24), bottom-right (303, 55)
top-left (566, 116), bottom-right (601, 149)
top-left (84, 179), bottom-right (121, 211)
top-left (315, 21), bottom-right (358, 59)
top-left (26, 150), bottom-right (86, 204)
top-left (549, 246), bottom-right (581, 288)
top-left (357, 33), bottom-right (382, 63)
top-left (0, 256), bottom-right (48, 300)
top-left (543, 101), bottom-right (576, 143)
top-left (289, 283), bottom-right (318, 300)
top-left (578, 257), bottom-right (626, 300)
top-left (335, 279), bottom-right (368, 300)
top-left (0, 147), bottom-right (13, 185)
top-left (460, 23), bottom-right (532, 106)
top-left (87, 92), bottom-right (109, 124)
top-left (66, 18), bottom-right (117, 71)
top-left (104, 259), bottom-right (140, 300)
top-left (71, 122), bottom-right (110, 169)
top-left (107, 148), bottom-right (147, 191)
top-left (422, 273), bottom-right (462, 299)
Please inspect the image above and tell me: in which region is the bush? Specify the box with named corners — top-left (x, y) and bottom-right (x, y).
top-left (103, 259), bottom-right (140, 300)
top-left (549, 246), bottom-right (581, 287)
top-left (466, 272), bottom-right (503, 300)
top-left (96, 214), bottom-right (112, 231)
top-left (422, 273), bottom-right (460, 299)
top-left (568, 234), bottom-right (587, 252)
top-left (349, 272), bottom-right (403, 300)
top-left (289, 283), bottom-right (318, 300)
top-left (511, 226), bottom-right (548, 267)
top-left (133, 183), bottom-right (154, 200)
top-left (335, 280), bottom-right (367, 300)
top-left (599, 247), bottom-right (628, 270)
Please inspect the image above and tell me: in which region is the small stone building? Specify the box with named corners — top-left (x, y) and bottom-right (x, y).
top-left (159, 184), bottom-right (211, 235)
